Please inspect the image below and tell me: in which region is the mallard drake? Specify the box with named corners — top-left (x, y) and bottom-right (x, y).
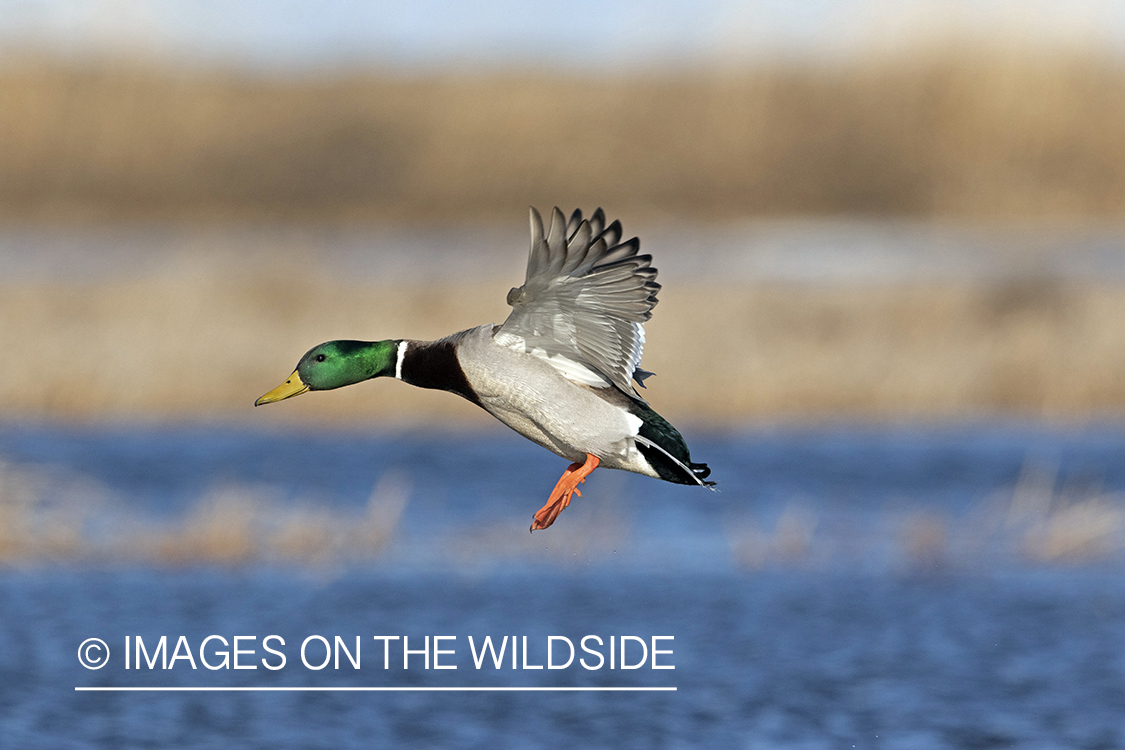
top-left (256, 207), bottom-right (714, 530)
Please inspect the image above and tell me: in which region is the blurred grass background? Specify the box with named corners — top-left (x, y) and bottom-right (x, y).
top-left (2, 47), bottom-right (1125, 222)
top-left (4, 270), bottom-right (1125, 423)
top-left (2, 4), bottom-right (1125, 424)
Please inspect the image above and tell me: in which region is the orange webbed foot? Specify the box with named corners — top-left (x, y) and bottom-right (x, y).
top-left (530, 454), bottom-right (600, 531)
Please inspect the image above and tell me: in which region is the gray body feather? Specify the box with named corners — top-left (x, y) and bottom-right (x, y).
top-left (455, 324), bottom-right (658, 478)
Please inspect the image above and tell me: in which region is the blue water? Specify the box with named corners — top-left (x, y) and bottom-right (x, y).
top-left (2, 424), bottom-right (1125, 748)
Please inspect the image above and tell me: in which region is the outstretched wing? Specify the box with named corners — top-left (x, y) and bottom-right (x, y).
top-left (496, 207), bottom-right (660, 398)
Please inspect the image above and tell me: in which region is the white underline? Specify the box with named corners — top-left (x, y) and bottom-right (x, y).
top-left (76, 686), bottom-right (675, 692)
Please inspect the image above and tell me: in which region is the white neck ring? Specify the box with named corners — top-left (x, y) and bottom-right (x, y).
top-left (395, 340), bottom-right (407, 380)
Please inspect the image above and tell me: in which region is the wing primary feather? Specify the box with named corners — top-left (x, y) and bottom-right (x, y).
top-left (588, 208), bottom-right (606, 238)
top-left (546, 207), bottom-right (568, 277)
top-left (561, 220), bottom-right (593, 275)
top-left (527, 207), bottom-right (547, 281)
top-left (566, 209), bottom-right (584, 240)
top-left (598, 220), bottom-right (623, 249)
top-left (574, 237), bottom-right (608, 276)
top-left (598, 238), bottom-right (640, 265)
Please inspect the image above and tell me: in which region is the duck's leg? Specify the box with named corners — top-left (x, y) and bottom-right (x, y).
top-left (530, 454), bottom-right (600, 531)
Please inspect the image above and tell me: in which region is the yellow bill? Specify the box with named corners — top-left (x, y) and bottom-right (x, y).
top-left (255, 370), bottom-right (310, 406)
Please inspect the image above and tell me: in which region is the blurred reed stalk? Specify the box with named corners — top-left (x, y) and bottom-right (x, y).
top-left (1, 45), bottom-right (1124, 221)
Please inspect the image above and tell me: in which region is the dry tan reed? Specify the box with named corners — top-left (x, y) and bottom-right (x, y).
top-left (727, 460), bottom-right (1125, 572)
top-left (3, 260), bottom-right (1125, 423)
top-left (2, 47), bottom-right (1125, 221)
top-left (0, 456), bottom-right (634, 568)
top-left (5, 448), bottom-right (1121, 569)
top-left (0, 459), bottom-right (412, 567)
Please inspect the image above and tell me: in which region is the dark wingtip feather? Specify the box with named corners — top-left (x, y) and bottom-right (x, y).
top-left (634, 367), bottom-right (656, 388)
top-left (567, 209), bottom-right (584, 240)
top-left (599, 219), bottom-right (623, 248)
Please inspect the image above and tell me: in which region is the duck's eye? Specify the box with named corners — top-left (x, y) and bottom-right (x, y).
top-left (315, 354), bottom-right (326, 363)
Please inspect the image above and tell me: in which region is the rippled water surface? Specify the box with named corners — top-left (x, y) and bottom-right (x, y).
top-left (2, 424), bottom-right (1125, 748)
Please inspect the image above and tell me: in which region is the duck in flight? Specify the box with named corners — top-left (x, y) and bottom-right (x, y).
top-left (256, 208), bottom-right (714, 530)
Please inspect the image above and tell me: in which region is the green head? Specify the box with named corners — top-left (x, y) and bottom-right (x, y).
top-left (255, 339), bottom-right (399, 406)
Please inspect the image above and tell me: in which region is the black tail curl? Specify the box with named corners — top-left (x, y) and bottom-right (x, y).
top-left (690, 462), bottom-right (716, 487)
